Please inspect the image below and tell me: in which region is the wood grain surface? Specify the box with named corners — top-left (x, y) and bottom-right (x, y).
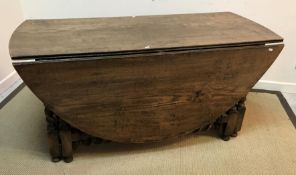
top-left (9, 12), bottom-right (283, 58)
top-left (13, 44), bottom-right (284, 143)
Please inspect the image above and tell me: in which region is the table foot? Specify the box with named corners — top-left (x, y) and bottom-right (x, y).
top-left (215, 97), bottom-right (246, 141)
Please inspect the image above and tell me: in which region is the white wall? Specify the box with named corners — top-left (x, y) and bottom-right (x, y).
top-left (0, 1), bottom-right (24, 96)
top-left (14, 0), bottom-right (296, 92)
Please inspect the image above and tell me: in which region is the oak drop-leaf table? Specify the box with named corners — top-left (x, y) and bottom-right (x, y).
top-left (9, 12), bottom-right (284, 162)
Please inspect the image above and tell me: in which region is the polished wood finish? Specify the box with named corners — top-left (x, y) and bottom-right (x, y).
top-left (9, 12), bottom-right (282, 58)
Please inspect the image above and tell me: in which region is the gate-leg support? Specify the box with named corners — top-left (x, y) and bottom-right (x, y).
top-left (45, 107), bottom-right (73, 163)
top-left (215, 97), bottom-right (246, 141)
top-left (45, 108), bottom-right (62, 162)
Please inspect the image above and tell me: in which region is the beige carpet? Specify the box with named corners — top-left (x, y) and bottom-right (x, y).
top-left (0, 87), bottom-right (296, 175)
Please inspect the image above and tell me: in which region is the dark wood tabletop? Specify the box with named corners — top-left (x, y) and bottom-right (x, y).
top-left (9, 12), bottom-right (283, 58)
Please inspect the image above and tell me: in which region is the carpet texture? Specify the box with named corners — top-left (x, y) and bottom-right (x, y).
top-left (0, 87), bottom-right (295, 175)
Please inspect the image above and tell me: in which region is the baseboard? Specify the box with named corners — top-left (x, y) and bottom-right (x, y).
top-left (0, 71), bottom-right (20, 94)
top-left (253, 80), bottom-right (296, 93)
top-left (0, 71), bottom-right (23, 105)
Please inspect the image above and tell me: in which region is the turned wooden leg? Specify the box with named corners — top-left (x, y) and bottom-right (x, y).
top-left (215, 97), bottom-right (246, 141)
top-left (45, 107), bottom-right (74, 163)
top-left (45, 108), bottom-right (62, 162)
top-left (224, 107), bottom-right (239, 140)
top-left (234, 97), bottom-right (246, 134)
top-left (44, 107), bottom-right (112, 163)
top-left (59, 120), bottom-right (73, 163)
